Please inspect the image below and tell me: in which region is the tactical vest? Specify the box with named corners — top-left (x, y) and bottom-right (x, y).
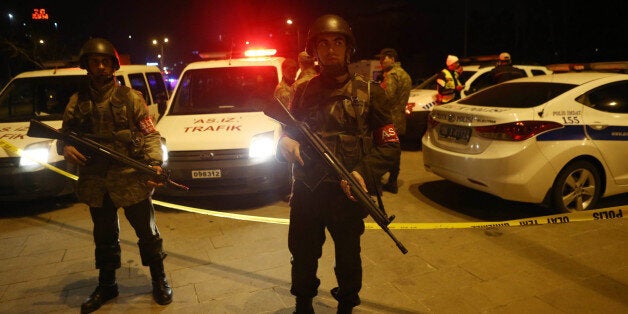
top-left (71, 85), bottom-right (145, 159)
top-left (294, 74), bottom-right (374, 190)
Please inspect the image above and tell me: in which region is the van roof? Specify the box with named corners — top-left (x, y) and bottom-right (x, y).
top-left (12, 65), bottom-right (162, 79)
top-left (183, 56), bottom-right (285, 71)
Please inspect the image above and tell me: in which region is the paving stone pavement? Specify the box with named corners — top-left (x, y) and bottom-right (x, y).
top-left (0, 150), bottom-right (626, 313)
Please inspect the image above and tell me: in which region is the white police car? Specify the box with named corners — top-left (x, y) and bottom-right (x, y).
top-left (155, 49), bottom-right (291, 197)
top-left (405, 64), bottom-right (552, 149)
top-left (422, 72), bottom-right (628, 212)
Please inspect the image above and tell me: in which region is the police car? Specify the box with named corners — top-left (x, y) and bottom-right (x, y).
top-left (405, 63), bottom-right (552, 149)
top-left (0, 65), bottom-right (168, 201)
top-left (422, 72), bottom-right (628, 212)
top-left (155, 49), bottom-right (291, 197)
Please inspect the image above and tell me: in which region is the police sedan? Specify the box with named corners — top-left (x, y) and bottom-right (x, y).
top-left (422, 72), bottom-right (628, 212)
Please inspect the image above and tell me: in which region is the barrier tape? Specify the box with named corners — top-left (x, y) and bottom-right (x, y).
top-left (2, 138), bottom-right (625, 229)
top-left (152, 199), bottom-right (624, 229)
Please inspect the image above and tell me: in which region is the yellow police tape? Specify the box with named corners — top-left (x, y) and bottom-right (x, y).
top-left (2, 138), bottom-right (625, 229)
top-left (151, 199), bottom-right (625, 229)
top-left (0, 139), bottom-right (78, 180)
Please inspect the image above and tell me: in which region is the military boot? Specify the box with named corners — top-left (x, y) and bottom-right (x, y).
top-left (80, 269), bottom-right (118, 313)
top-left (149, 261), bottom-right (173, 305)
top-left (292, 297), bottom-right (314, 314)
top-left (331, 287), bottom-right (355, 314)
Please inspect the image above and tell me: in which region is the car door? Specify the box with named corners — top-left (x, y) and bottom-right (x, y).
top-left (581, 80), bottom-right (628, 185)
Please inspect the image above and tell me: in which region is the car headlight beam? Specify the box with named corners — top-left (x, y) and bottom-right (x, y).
top-left (249, 131), bottom-right (275, 160)
top-left (19, 141), bottom-right (52, 167)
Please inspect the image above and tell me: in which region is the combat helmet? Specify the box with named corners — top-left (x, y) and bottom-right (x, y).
top-left (305, 14), bottom-right (356, 56)
top-left (79, 38), bottom-right (120, 70)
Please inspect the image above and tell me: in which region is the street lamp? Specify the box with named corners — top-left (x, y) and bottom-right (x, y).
top-left (286, 19), bottom-right (300, 53)
top-left (152, 37), bottom-right (169, 69)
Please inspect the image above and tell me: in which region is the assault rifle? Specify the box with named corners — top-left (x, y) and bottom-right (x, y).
top-left (264, 100), bottom-right (408, 254)
top-left (27, 119), bottom-right (189, 191)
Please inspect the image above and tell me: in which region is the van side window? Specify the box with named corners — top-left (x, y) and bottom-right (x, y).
top-left (128, 73), bottom-right (151, 105)
top-left (146, 72), bottom-right (169, 116)
top-left (0, 76), bottom-right (82, 121)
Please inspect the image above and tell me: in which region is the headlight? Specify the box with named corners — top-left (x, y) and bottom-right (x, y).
top-left (249, 131), bottom-right (275, 160)
top-left (19, 141), bottom-right (52, 167)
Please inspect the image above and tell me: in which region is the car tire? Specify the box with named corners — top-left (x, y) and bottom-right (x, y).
top-left (550, 160), bottom-right (601, 213)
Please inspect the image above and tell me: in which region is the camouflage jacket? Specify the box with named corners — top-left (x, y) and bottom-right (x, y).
top-left (274, 79), bottom-right (294, 108)
top-left (380, 62), bottom-right (412, 135)
top-left (60, 80), bottom-right (163, 208)
top-left (287, 71), bottom-right (400, 192)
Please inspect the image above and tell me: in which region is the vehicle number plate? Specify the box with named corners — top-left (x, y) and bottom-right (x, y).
top-left (438, 125), bottom-right (471, 143)
top-left (191, 169), bottom-right (221, 179)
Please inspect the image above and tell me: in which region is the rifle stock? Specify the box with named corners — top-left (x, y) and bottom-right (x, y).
top-left (27, 119), bottom-right (189, 191)
top-left (265, 100), bottom-right (408, 254)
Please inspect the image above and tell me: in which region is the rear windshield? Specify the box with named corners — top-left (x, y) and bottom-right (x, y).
top-left (459, 82), bottom-right (575, 108)
top-left (169, 66), bottom-right (278, 115)
top-left (0, 75), bottom-right (85, 122)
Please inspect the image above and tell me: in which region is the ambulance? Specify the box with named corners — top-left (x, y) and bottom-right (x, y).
top-left (0, 65), bottom-right (169, 201)
top-left (155, 49), bottom-right (292, 197)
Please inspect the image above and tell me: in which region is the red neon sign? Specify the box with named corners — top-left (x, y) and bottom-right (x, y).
top-left (32, 8), bottom-right (49, 20)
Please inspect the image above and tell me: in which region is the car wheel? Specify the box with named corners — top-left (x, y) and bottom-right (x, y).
top-left (550, 160), bottom-right (601, 213)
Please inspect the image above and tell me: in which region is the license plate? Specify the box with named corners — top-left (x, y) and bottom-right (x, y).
top-left (191, 169), bottom-right (221, 179)
top-left (438, 125), bottom-right (471, 143)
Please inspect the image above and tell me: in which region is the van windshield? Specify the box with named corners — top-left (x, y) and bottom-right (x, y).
top-left (0, 75), bottom-right (85, 122)
top-left (169, 66), bottom-right (278, 115)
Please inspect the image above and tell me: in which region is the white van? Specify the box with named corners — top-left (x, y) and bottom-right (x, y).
top-left (155, 51), bottom-right (291, 197)
top-left (0, 65), bottom-right (169, 201)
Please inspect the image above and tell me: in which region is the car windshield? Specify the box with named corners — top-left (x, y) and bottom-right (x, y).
top-left (458, 82), bottom-right (575, 108)
top-left (0, 75), bottom-right (84, 122)
top-left (458, 70), bottom-right (476, 84)
top-left (169, 66), bottom-right (278, 115)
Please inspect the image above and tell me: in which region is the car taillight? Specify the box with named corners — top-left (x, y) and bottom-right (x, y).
top-left (474, 121), bottom-right (563, 141)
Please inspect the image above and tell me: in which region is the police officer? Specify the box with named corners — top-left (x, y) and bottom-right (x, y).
top-left (59, 38), bottom-right (172, 313)
top-left (278, 14), bottom-right (400, 313)
top-left (490, 52), bottom-right (526, 83)
top-left (436, 54), bottom-right (464, 104)
top-left (376, 48), bottom-right (411, 193)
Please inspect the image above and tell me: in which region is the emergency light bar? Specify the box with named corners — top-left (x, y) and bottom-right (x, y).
top-left (244, 49), bottom-right (277, 57)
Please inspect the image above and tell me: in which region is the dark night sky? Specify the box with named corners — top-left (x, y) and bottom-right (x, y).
top-left (1, 0), bottom-right (626, 83)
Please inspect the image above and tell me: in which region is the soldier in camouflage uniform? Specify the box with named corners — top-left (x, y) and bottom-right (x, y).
top-left (274, 58), bottom-right (298, 107)
top-left (278, 14), bottom-right (400, 314)
top-left (376, 48), bottom-right (411, 193)
top-left (59, 38), bottom-right (172, 313)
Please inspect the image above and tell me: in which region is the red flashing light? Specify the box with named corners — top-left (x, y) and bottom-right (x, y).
top-left (244, 49), bottom-right (277, 57)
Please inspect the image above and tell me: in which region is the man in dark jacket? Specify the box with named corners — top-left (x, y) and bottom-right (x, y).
top-left (490, 52), bottom-right (526, 83)
top-left (277, 14), bottom-right (400, 314)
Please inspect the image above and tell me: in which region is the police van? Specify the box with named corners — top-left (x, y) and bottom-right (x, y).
top-left (155, 49), bottom-right (291, 197)
top-left (0, 65), bottom-right (169, 201)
